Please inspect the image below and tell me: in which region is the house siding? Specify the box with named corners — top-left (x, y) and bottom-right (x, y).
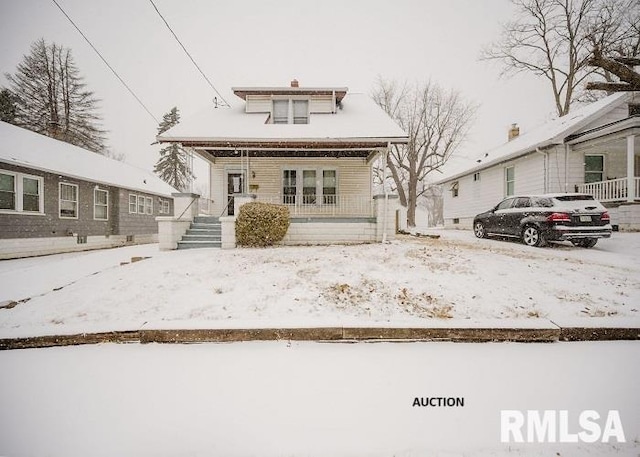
top-left (441, 152), bottom-right (545, 228)
top-left (210, 157), bottom-right (372, 217)
top-left (116, 189), bottom-right (173, 236)
top-left (0, 162), bottom-right (116, 239)
top-left (0, 162), bottom-right (173, 240)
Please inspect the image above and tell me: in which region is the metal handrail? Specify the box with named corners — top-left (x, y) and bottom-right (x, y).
top-left (177, 197), bottom-right (197, 220)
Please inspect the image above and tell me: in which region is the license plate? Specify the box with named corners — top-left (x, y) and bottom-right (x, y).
top-left (579, 215), bottom-right (592, 222)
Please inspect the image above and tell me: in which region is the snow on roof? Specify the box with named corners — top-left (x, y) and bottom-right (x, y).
top-left (0, 121), bottom-right (177, 196)
top-left (157, 93), bottom-right (408, 144)
top-left (436, 92), bottom-right (631, 184)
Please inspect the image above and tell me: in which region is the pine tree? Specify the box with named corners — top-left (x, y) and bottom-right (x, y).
top-left (153, 107), bottom-right (192, 191)
top-left (4, 38), bottom-right (106, 152)
top-left (0, 88), bottom-right (17, 123)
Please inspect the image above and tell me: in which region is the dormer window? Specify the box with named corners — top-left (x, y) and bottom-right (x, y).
top-left (272, 99), bottom-right (309, 124)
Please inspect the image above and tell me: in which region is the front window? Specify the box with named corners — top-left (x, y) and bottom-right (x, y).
top-left (283, 168), bottom-right (337, 205)
top-left (94, 188), bottom-right (108, 220)
top-left (585, 155), bottom-right (604, 184)
top-left (283, 170), bottom-right (297, 204)
top-left (159, 198), bottom-right (170, 214)
top-left (323, 170), bottom-right (337, 204)
top-left (59, 183), bottom-right (78, 219)
top-left (22, 177), bottom-right (41, 212)
top-left (137, 195), bottom-right (145, 214)
top-left (505, 166), bottom-right (515, 196)
top-left (303, 170), bottom-right (316, 204)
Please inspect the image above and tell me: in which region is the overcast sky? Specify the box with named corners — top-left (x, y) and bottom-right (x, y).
top-left (0, 0), bottom-right (559, 188)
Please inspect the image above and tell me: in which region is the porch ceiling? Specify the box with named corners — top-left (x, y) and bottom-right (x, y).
top-left (197, 148), bottom-right (376, 159)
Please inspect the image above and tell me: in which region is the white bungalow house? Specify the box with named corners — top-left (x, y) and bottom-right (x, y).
top-left (436, 92), bottom-right (640, 231)
top-left (156, 81), bottom-right (408, 249)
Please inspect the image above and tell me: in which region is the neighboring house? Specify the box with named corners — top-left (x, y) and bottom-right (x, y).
top-left (436, 92), bottom-right (640, 231)
top-left (0, 121), bottom-right (176, 259)
top-left (156, 80), bottom-right (408, 248)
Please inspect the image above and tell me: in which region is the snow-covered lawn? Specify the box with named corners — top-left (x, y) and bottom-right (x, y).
top-left (0, 341), bottom-right (638, 456)
top-left (1, 230), bottom-right (639, 338)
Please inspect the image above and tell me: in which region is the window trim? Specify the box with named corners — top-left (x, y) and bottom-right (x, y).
top-left (0, 169), bottom-right (45, 215)
top-left (282, 167), bottom-right (338, 205)
top-left (59, 182), bottom-right (79, 219)
top-left (93, 188), bottom-right (109, 221)
top-left (505, 166), bottom-right (515, 197)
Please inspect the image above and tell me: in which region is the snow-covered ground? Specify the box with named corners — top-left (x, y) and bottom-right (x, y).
top-left (0, 340), bottom-right (638, 456)
top-left (1, 231), bottom-right (639, 338)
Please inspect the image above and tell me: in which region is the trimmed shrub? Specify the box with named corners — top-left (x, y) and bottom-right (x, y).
top-left (236, 202), bottom-right (290, 247)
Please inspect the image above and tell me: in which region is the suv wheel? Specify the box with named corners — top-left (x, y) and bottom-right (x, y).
top-left (522, 225), bottom-right (545, 247)
top-left (474, 221), bottom-right (487, 238)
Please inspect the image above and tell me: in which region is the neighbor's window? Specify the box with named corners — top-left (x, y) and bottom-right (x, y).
top-left (94, 188), bottom-right (109, 220)
top-left (137, 195), bottom-right (145, 214)
top-left (450, 181), bottom-right (459, 197)
top-left (0, 171), bottom-right (44, 213)
top-left (584, 155), bottom-right (604, 184)
top-left (323, 170), bottom-right (337, 204)
top-left (0, 172), bottom-right (15, 210)
top-left (159, 198), bottom-right (170, 214)
top-left (129, 194), bottom-right (137, 213)
top-left (59, 182), bottom-right (78, 219)
top-left (145, 197), bottom-right (153, 215)
top-left (505, 166), bottom-right (515, 196)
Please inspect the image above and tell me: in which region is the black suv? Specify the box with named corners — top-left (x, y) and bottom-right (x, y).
top-left (473, 194), bottom-right (612, 248)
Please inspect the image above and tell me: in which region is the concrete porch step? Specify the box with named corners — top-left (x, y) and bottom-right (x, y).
top-left (182, 234), bottom-right (221, 242)
top-left (177, 240), bottom-right (221, 249)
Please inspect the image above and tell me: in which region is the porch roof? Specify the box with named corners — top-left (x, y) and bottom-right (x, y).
top-left (157, 93), bottom-right (408, 146)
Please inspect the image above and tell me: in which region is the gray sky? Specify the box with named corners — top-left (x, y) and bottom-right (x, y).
top-left (0, 0), bottom-right (557, 187)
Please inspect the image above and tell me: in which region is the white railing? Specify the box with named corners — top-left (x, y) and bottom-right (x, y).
top-left (577, 178), bottom-right (628, 202)
top-left (255, 194), bottom-right (375, 217)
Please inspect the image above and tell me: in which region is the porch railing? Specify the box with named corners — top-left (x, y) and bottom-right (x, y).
top-left (255, 194), bottom-right (375, 217)
top-left (577, 178), bottom-right (629, 202)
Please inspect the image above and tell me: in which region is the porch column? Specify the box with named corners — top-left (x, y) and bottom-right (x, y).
top-left (627, 135), bottom-right (635, 202)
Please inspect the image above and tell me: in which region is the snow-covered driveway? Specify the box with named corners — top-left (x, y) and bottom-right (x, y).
top-left (0, 231), bottom-right (639, 338)
top-left (0, 340), bottom-right (638, 456)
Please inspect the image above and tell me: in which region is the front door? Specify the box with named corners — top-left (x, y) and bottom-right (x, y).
top-left (227, 173), bottom-right (244, 216)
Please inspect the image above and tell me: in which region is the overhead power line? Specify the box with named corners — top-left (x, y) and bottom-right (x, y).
top-left (148, 0), bottom-right (230, 108)
top-left (50, 0), bottom-right (160, 124)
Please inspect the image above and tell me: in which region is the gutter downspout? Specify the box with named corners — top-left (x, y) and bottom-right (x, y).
top-left (536, 147), bottom-right (548, 193)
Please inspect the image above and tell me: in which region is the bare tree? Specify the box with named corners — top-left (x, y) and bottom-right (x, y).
top-left (481, 0), bottom-right (640, 116)
top-left (372, 79), bottom-right (476, 227)
top-left (5, 39), bottom-right (106, 152)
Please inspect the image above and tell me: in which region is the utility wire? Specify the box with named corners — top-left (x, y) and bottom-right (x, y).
top-left (148, 0), bottom-right (230, 108)
top-left (50, 0), bottom-right (160, 124)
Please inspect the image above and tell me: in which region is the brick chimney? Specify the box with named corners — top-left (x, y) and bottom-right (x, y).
top-left (508, 123), bottom-right (520, 141)
top-left (290, 79), bottom-right (299, 88)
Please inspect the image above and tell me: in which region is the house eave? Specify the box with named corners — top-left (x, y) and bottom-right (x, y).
top-left (232, 86), bottom-right (349, 102)
top-left (160, 137), bottom-right (408, 148)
